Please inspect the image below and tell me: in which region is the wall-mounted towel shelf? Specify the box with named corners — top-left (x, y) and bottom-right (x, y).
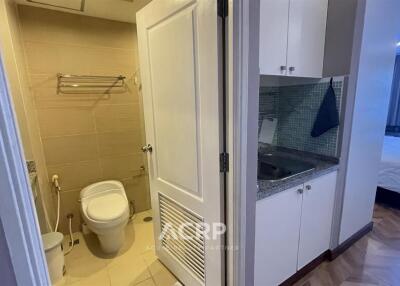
top-left (57, 73), bottom-right (127, 94)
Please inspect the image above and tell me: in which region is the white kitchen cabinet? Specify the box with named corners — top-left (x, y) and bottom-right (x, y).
top-left (254, 184), bottom-right (303, 286)
top-left (254, 172), bottom-right (337, 285)
top-left (298, 172), bottom-right (337, 268)
top-left (259, 0), bottom-right (328, 78)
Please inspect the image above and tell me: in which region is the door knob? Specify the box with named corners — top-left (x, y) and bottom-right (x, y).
top-left (142, 144), bottom-right (153, 153)
top-left (297, 188), bottom-right (304, 194)
top-left (289, 66), bottom-right (295, 72)
top-left (305, 185), bottom-right (311, 191)
top-left (280, 65), bottom-right (287, 72)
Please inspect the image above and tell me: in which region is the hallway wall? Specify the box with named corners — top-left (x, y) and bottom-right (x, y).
top-left (339, 0), bottom-right (400, 243)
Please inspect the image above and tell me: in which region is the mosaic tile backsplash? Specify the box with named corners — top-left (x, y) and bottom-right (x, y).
top-left (26, 160), bottom-right (37, 174)
top-left (259, 80), bottom-right (343, 157)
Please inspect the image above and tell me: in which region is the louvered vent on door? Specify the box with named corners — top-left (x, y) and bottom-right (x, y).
top-left (159, 194), bottom-right (206, 283)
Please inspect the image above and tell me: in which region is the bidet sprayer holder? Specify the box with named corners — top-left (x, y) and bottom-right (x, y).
top-left (51, 174), bottom-right (61, 191)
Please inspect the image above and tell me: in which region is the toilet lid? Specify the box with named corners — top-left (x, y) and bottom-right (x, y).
top-left (87, 194), bottom-right (127, 221)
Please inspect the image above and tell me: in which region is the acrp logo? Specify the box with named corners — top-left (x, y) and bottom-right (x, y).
top-left (159, 222), bottom-right (226, 241)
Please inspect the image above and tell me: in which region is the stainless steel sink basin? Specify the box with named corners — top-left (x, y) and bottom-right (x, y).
top-left (258, 153), bottom-right (315, 182)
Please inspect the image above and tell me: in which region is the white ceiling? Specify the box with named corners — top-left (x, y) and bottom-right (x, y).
top-left (14, 0), bottom-right (152, 23)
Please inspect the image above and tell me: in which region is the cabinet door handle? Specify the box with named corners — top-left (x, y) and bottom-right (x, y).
top-left (297, 188), bottom-right (304, 194)
top-left (305, 185), bottom-right (311, 191)
top-left (280, 65), bottom-right (287, 71)
top-left (289, 66), bottom-right (295, 72)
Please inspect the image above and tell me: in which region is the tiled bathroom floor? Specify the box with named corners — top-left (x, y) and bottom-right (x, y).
top-left (58, 210), bottom-right (180, 286)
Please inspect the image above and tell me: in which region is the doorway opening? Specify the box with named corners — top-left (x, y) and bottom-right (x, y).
top-left (0, 0), bottom-right (226, 285)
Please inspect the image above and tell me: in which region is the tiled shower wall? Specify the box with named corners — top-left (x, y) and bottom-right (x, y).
top-left (1, 1), bottom-right (55, 233)
top-left (18, 6), bottom-right (150, 233)
top-left (259, 80), bottom-right (343, 157)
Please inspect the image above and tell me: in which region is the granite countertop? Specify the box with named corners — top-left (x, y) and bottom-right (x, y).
top-left (257, 144), bottom-right (339, 201)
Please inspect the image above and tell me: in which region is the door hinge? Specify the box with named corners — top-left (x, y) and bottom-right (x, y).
top-left (220, 152), bottom-right (229, 173)
top-left (218, 0), bottom-right (228, 18)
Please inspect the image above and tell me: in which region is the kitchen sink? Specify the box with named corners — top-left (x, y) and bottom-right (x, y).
top-left (258, 153), bottom-right (315, 182)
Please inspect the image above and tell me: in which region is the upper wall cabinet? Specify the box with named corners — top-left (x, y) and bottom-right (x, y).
top-left (259, 0), bottom-right (329, 78)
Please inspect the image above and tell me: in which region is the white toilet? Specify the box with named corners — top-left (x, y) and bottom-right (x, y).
top-left (80, 180), bottom-right (129, 253)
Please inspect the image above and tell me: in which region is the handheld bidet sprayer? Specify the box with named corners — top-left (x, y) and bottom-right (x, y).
top-left (52, 174), bottom-right (61, 191)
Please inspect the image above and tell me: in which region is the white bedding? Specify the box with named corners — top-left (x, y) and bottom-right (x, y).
top-left (379, 136), bottom-right (400, 193)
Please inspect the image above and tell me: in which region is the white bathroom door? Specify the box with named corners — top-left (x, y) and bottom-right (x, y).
top-left (136, 1), bottom-right (224, 285)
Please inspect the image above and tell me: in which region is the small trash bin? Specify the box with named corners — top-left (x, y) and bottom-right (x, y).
top-left (42, 232), bottom-right (65, 284)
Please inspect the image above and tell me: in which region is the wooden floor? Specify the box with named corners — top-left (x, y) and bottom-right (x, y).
top-left (294, 204), bottom-right (400, 286)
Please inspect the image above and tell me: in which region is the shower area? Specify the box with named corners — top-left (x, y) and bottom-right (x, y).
top-left (0, 1), bottom-right (178, 285)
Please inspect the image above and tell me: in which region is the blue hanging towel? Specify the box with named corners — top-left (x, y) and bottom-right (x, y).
top-left (311, 78), bottom-right (339, 137)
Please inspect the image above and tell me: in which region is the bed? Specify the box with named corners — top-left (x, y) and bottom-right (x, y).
top-left (376, 135), bottom-right (400, 207)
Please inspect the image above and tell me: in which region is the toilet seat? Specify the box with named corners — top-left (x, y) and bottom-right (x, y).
top-left (87, 193), bottom-right (127, 222)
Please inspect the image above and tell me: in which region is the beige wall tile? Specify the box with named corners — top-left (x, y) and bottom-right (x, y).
top-left (97, 130), bottom-right (142, 157)
top-left (122, 176), bottom-right (151, 212)
top-left (0, 0), bottom-right (57, 229)
top-left (96, 78), bottom-right (139, 105)
top-left (47, 160), bottom-right (102, 191)
top-left (100, 153), bottom-right (143, 180)
top-left (94, 104), bottom-right (141, 132)
top-left (24, 42), bottom-right (66, 74)
top-left (18, 6), bottom-right (87, 47)
top-left (38, 108), bottom-right (95, 137)
top-left (42, 134), bottom-right (98, 165)
top-left (7, 82), bottom-right (33, 158)
top-left (80, 16), bottom-right (137, 50)
top-left (24, 41), bottom-right (136, 76)
top-left (29, 74), bottom-right (56, 89)
top-left (59, 189), bottom-right (82, 233)
top-left (0, 2), bottom-right (34, 159)
top-left (18, 5), bottom-right (137, 50)
top-left (81, 45), bottom-right (136, 76)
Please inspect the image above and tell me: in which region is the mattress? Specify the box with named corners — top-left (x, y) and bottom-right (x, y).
top-left (378, 136), bottom-right (400, 193)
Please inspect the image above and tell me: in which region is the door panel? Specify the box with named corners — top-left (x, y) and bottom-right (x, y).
top-left (298, 172), bottom-right (337, 268)
top-left (148, 10), bottom-right (200, 196)
top-left (137, 1), bottom-right (223, 285)
top-left (254, 186), bottom-right (303, 286)
top-left (259, 0), bottom-right (290, 75)
top-left (287, 0), bottom-right (328, 78)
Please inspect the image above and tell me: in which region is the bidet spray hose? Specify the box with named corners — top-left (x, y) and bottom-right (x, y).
top-left (51, 174), bottom-right (61, 232)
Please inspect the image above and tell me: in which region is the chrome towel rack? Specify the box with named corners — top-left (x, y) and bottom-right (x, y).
top-left (57, 73), bottom-right (127, 94)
